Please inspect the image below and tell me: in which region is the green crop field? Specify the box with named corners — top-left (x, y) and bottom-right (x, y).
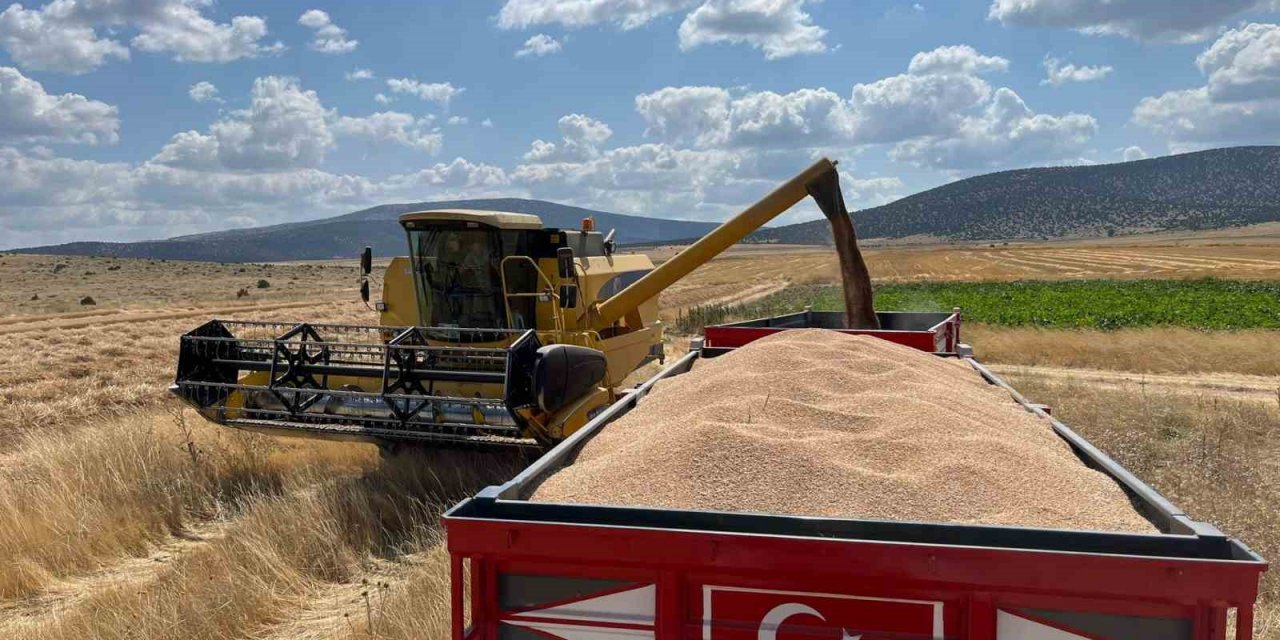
top-left (673, 279), bottom-right (1280, 332)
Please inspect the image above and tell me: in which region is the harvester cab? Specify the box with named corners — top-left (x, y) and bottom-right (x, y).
top-left (171, 157), bottom-right (871, 452)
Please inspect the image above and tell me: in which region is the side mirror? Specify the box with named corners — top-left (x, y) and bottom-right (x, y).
top-left (559, 284), bottom-right (578, 309)
top-left (360, 246), bottom-right (372, 275)
top-left (360, 279), bottom-right (370, 303)
top-left (556, 247), bottom-right (574, 279)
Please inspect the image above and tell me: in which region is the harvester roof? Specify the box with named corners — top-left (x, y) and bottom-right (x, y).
top-left (398, 209), bottom-right (544, 230)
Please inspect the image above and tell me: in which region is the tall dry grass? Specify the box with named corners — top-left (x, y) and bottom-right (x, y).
top-left (1008, 373), bottom-right (1280, 639)
top-left (970, 326), bottom-right (1280, 376)
top-left (0, 407), bottom-right (374, 601)
top-left (6, 414), bottom-right (521, 640)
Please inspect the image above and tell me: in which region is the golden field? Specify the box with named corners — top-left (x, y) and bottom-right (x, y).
top-left (0, 231), bottom-right (1278, 639)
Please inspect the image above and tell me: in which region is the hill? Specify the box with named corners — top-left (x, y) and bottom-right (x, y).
top-left (15, 198), bottom-right (719, 262)
top-left (753, 146), bottom-right (1280, 244)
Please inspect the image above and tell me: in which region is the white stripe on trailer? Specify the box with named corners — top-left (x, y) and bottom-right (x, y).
top-left (998, 610), bottom-right (1092, 639)
top-left (504, 620), bottom-right (655, 640)
top-left (513, 584), bottom-right (655, 626)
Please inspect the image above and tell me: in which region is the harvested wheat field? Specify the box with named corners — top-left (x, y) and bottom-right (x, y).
top-left (532, 330), bottom-right (1155, 533)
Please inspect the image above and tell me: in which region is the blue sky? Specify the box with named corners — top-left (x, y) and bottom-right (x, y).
top-left (2, 0), bottom-right (1279, 248)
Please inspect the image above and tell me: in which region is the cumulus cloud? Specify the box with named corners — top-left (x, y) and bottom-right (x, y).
top-left (908, 44), bottom-right (1009, 76)
top-left (632, 44), bottom-right (1093, 171)
top-left (523, 113), bottom-right (613, 163)
top-left (298, 9), bottom-right (357, 54)
top-left (515, 33), bottom-right (562, 57)
top-left (1122, 145), bottom-right (1149, 161)
top-left (154, 76), bottom-right (333, 171)
top-left (1134, 23), bottom-right (1280, 145)
top-left (1196, 23), bottom-right (1280, 102)
top-left (0, 0), bottom-right (284, 73)
top-left (850, 72), bottom-right (992, 144)
top-left (497, 0), bottom-right (700, 30)
top-left (0, 66), bottom-right (119, 145)
top-left (1042, 56), bottom-right (1114, 86)
top-left (346, 68), bottom-right (375, 81)
top-left (987, 0), bottom-right (1270, 42)
top-left (890, 87), bottom-right (1098, 170)
top-left (678, 0), bottom-right (827, 59)
top-left (498, 0), bottom-right (829, 59)
top-left (188, 80), bottom-right (221, 103)
top-left (333, 112), bottom-right (442, 154)
top-left (154, 76), bottom-right (446, 175)
top-left (0, 145), bottom-right (512, 248)
top-left (386, 78), bottom-right (463, 106)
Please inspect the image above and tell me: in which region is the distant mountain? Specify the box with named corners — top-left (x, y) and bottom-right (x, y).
top-left (15, 198), bottom-right (720, 262)
top-left (752, 146), bottom-right (1280, 244)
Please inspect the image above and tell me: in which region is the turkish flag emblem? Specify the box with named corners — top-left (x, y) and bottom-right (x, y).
top-left (702, 585), bottom-right (945, 640)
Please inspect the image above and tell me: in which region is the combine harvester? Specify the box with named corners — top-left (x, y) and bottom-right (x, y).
top-left (171, 160), bottom-right (1267, 639)
top-left (171, 159), bottom-right (862, 452)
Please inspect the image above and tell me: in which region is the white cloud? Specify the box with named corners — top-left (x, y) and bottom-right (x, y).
top-left (374, 93), bottom-right (391, 105)
top-left (481, 118), bottom-right (495, 128)
top-left (1042, 56), bottom-right (1114, 86)
top-left (987, 0), bottom-right (1271, 42)
top-left (447, 115), bottom-right (469, 125)
top-left (0, 4), bottom-right (129, 74)
top-left (0, 66), bottom-right (119, 145)
top-left (631, 44), bottom-right (1092, 170)
top-left (908, 44), bottom-right (1009, 76)
top-left (1196, 23), bottom-right (1280, 102)
top-left (498, 0), bottom-right (829, 59)
top-left (386, 78), bottom-right (463, 106)
top-left (1134, 24), bottom-right (1280, 146)
top-left (153, 76), bottom-right (333, 171)
top-left (497, 0), bottom-right (700, 30)
top-left (0, 0), bottom-right (284, 73)
top-left (635, 86), bottom-right (731, 146)
top-left (523, 113), bottom-right (613, 163)
top-left (298, 9), bottom-right (357, 54)
top-left (345, 68), bottom-right (375, 81)
top-left (333, 112), bottom-right (442, 154)
top-left (678, 0), bottom-right (827, 59)
top-left (188, 80), bottom-right (221, 103)
top-left (516, 33), bottom-right (562, 57)
top-left (132, 7), bottom-right (284, 63)
top-left (636, 85), bottom-right (856, 149)
top-left (891, 88), bottom-right (1097, 170)
top-left (851, 72), bottom-right (992, 143)
top-left (1122, 145), bottom-right (1149, 161)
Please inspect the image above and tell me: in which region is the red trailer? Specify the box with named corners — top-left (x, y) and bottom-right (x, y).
top-left (443, 312), bottom-right (1266, 640)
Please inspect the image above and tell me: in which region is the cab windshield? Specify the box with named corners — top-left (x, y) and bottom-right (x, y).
top-left (408, 225), bottom-right (507, 331)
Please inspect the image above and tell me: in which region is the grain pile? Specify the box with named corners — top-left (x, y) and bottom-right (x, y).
top-left (531, 330), bottom-right (1155, 532)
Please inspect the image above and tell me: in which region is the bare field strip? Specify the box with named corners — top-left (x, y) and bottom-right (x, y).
top-left (657, 242), bottom-right (1280, 293)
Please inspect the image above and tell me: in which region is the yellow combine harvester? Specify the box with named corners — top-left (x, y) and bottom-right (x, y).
top-left (172, 158), bottom-right (859, 450)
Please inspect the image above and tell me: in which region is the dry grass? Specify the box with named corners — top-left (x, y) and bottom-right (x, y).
top-left (968, 325), bottom-right (1280, 377)
top-left (0, 254), bottom-right (362, 317)
top-left (1006, 373), bottom-right (1280, 639)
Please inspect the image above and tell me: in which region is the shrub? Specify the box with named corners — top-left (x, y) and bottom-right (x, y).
top-left (256, 279), bottom-right (271, 289)
top-left (237, 288), bottom-right (249, 298)
top-left (80, 296), bottom-right (97, 305)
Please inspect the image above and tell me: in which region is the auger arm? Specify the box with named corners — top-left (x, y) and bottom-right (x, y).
top-left (589, 157), bottom-right (877, 330)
